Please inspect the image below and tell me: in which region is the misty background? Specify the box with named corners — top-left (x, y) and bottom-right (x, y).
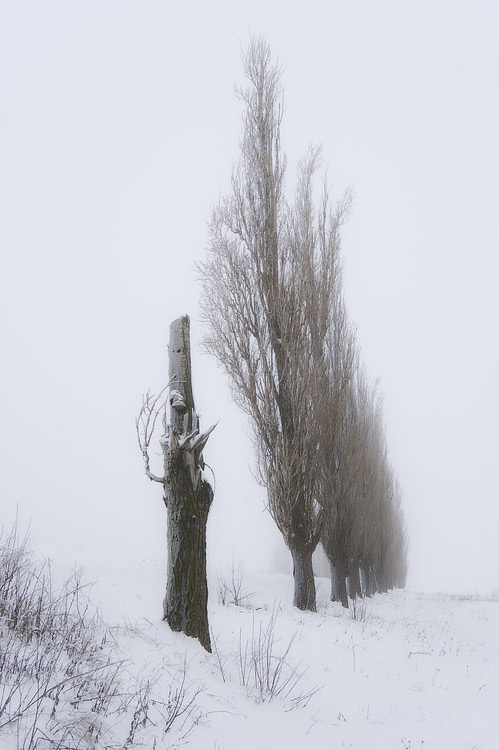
top-left (1, 0), bottom-right (498, 598)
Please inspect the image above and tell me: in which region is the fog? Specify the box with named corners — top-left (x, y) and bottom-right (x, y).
top-left (1, 1), bottom-right (498, 595)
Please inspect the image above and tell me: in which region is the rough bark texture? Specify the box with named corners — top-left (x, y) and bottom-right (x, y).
top-left (163, 316), bottom-right (213, 653)
top-left (348, 562), bottom-right (362, 600)
top-left (323, 533), bottom-right (349, 608)
top-left (329, 563), bottom-right (339, 602)
top-left (334, 562), bottom-right (349, 608)
top-left (290, 546), bottom-right (316, 611)
top-left (164, 457), bottom-right (212, 652)
top-left (360, 565), bottom-right (374, 597)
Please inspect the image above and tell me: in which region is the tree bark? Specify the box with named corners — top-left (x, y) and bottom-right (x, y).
top-left (348, 561), bottom-right (362, 600)
top-left (329, 563), bottom-right (340, 602)
top-left (290, 545), bottom-right (316, 612)
top-left (376, 569), bottom-right (388, 594)
top-left (364, 565), bottom-right (376, 597)
top-left (336, 564), bottom-right (349, 608)
top-left (360, 565), bottom-right (372, 597)
top-left (163, 315), bottom-right (214, 653)
top-left (164, 457), bottom-right (212, 652)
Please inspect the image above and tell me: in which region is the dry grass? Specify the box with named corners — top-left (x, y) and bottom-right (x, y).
top-left (0, 523), bottom-right (203, 749)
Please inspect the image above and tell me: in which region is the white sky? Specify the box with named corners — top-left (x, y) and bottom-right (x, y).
top-left (1, 0), bottom-right (498, 594)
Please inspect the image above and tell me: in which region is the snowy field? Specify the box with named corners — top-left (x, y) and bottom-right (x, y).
top-left (1, 543), bottom-right (498, 750)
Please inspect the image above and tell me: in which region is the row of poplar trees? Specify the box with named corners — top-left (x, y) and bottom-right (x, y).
top-left (199, 38), bottom-right (408, 612)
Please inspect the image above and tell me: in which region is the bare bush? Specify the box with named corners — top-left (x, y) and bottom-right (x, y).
top-left (216, 560), bottom-right (252, 608)
top-left (123, 661), bottom-right (205, 749)
top-left (349, 595), bottom-right (370, 623)
top-left (0, 526), bottom-right (116, 747)
top-left (211, 604), bottom-right (321, 709)
top-left (0, 524), bottom-right (204, 749)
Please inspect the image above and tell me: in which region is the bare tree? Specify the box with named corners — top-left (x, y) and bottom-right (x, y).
top-left (199, 38), bottom-right (353, 611)
top-left (321, 367), bottom-right (408, 604)
top-left (321, 366), bottom-right (363, 607)
top-left (374, 467), bottom-right (408, 592)
top-left (137, 315), bottom-right (215, 652)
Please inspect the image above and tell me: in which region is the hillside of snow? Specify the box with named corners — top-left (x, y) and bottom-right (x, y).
top-left (1, 538), bottom-right (497, 750)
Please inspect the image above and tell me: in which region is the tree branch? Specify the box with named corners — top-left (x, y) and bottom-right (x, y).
top-left (136, 385), bottom-right (170, 485)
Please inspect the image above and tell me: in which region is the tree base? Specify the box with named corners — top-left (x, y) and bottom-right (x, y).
top-left (290, 546), bottom-right (316, 612)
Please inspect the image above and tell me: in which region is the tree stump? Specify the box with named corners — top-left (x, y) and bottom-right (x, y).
top-left (162, 315), bottom-right (214, 652)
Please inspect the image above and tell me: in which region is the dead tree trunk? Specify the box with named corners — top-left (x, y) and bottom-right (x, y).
top-left (137, 315), bottom-right (215, 652)
top-left (162, 315), bottom-right (214, 652)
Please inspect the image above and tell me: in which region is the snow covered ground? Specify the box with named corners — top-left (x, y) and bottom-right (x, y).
top-left (122, 570), bottom-right (499, 750)
top-left (1, 546), bottom-right (498, 749)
